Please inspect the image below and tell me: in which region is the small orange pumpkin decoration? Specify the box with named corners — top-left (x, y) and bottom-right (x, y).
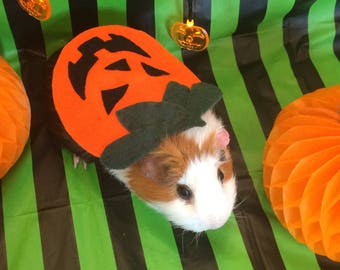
top-left (0, 57), bottom-right (31, 178)
top-left (171, 19), bottom-right (210, 51)
top-left (17, 0), bottom-right (51, 21)
top-left (263, 85), bottom-right (340, 261)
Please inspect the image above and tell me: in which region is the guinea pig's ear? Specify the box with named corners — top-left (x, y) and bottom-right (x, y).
top-left (215, 128), bottom-right (232, 162)
top-left (137, 154), bottom-right (169, 182)
top-left (216, 128), bottom-right (230, 149)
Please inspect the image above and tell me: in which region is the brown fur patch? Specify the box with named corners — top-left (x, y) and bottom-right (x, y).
top-left (126, 134), bottom-right (197, 202)
top-left (126, 131), bottom-right (233, 202)
top-left (219, 158), bottom-right (234, 182)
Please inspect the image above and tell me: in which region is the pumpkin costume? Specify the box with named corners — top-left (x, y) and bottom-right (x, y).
top-left (50, 25), bottom-right (222, 169)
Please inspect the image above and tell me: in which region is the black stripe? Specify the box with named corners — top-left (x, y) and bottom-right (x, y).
top-left (0, 185), bottom-right (8, 270)
top-left (214, 101), bottom-right (287, 270)
top-left (284, 2), bottom-right (340, 266)
top-left (126, 0), bottom-right (155, 36)
top-left (3, 1), bottom-right (81, 269)
top-left (68, 0), bottom-right (98, 36)
top-left (172, 228), bottom-right (218, 270)
top-left (334, 0), bottom-right (340, 60)
top-left (180, 50), bottom-right (287, 269)
top-left (283, 0), bottom-right (324, 93)
top-left (172, 2), bottom-right (218, 270)
top-left (232, 0), bottom-right (281, 137)
top-left (185, 0), bottom-right (212, 32)
top-left (96, 164), bottom-right (147, 270)
top-left (67, 2), bottom-right (148, 268)
top-left (316, 255), bottom-right (340, 270)
top-left (181, 1), bottom-right (285, 269)
top-left (181, 0), bottom-right (213, 85)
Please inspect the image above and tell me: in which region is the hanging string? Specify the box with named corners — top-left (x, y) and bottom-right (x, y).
top-left (187, 0), bottom-right (193, 21)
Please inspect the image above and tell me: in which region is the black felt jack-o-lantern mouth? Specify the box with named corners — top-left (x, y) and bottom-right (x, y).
top-left (68, 34), bottom-right (170, 103)
top-left (100, 59), bottom-right (171, 115)
top-left (51, 25), bottom-right (222, 169)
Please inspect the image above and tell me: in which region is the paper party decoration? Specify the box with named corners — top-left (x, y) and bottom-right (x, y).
top-left (263, 85), bottom-right (340, 261)
top-left (0, 57), bottom-right (31, 178)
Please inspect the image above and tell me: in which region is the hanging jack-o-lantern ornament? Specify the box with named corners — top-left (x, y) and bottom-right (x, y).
top-left (170, 0), bottom-right (209, 51)
top-left (49, 25), bottom-right (222, 169)
top-left (263, 85), bottom-right (340, 262)
top-left (171, 19), bottom-right (209, 51)
top-left (17, 0), bottom-right (51, 21)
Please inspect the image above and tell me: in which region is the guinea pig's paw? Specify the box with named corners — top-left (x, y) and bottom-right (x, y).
top-left (73, 154), bottom-right (88, 169)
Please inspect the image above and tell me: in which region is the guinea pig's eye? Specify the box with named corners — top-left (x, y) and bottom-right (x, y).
top-left (217, 169), bottom-right (224, 183)
top-left (176, 184), bottom-right (193, 201)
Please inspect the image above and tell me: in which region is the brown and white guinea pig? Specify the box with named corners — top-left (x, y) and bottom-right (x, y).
top-left (46, 24), bottom-right (237, 232)
top-left (109, 110), bottom-right (237, 232)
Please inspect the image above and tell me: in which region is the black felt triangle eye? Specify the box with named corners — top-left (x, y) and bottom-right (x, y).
top-left (105, 59), bottom-right (130, 71)
top-left (101, 84), bottom-right (129, 114)
top-left (142, 62), bottom-right (169, 76)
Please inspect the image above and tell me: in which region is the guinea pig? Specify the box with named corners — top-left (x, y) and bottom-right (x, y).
top-left (108, 110), bottom-right (237, 232)
top-left (46, 26), bottom-right (236, 232)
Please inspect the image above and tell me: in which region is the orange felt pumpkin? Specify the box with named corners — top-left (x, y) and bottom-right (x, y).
top-left (0, 57), bottom-right (31, 178)
top-left (50, 25), bottom-right (221, 169)
top-left (263, 85), bottom-right (340, 261)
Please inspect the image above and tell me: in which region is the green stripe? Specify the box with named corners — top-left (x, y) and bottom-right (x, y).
top-left (154, 0), bottom-right (183, 59)
top-left (210, 0), bottom-right (240, 40)
top-left (207, 216), bottom-right (253, 270)
top-left (130, 3), bottom-right (185, 269)
top-left (257, 0), bottom-right (302, 107)
top-left (41, 0), bottom-right (73, 58)
top-left (63, 150), bottom-right (117, 270)
top-left (208, 1), bottom-right (253, 269)
top-left (0, 1), bottom-right (20, 73)
top-left (258, 3), bottom-right (325, 269)
top-left (209, 17), bottom-right (264, 197)
top-left (2, 144), bottom-right (44, 270)
top-left (132, 196), bottom-right (183, 270)
top-left (41, 7), bottom-right (116, 269)
top-left (97, 0), bottom-right (127, 26)
top-left (209, 1), bottom-right (321, 269)
top-left (309, 0), bottom-right (340, 87)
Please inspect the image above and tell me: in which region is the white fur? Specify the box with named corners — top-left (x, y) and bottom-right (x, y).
top-left (149, 157), bottom-right (236, 232)
top-left (109, 110), bottom-right (237, 232)
top-left (184, 110), bottom-right (224, 147)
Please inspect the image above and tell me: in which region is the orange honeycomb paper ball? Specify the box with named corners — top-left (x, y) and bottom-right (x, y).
top-left (0, 57), bottom-right (31, 178)
top-left (263, 85), bottom-right (340, 262)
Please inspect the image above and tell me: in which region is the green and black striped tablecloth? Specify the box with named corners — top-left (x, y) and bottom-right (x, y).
top-left (0, 0), bottom-right (339, 269)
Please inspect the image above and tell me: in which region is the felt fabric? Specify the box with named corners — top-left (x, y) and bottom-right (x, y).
top-left (51, 25), bottom-right (219, 167)
top-left (101, 81), bottom-right (222, 169)
top-left (1, 1), bottom-right (340, 270)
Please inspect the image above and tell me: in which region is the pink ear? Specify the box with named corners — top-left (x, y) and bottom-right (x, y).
top-left (216, 128), bottom-right (230, 148)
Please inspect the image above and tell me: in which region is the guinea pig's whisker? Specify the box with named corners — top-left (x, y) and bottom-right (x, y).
top-left (231, 214), bottom-right (248, 221)
top-left (180, 229), bottom-right (187, 252)
top-left (191, 232), bottom-right (202, 246)
top-left (233, 198), bottom-right (247, 210)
